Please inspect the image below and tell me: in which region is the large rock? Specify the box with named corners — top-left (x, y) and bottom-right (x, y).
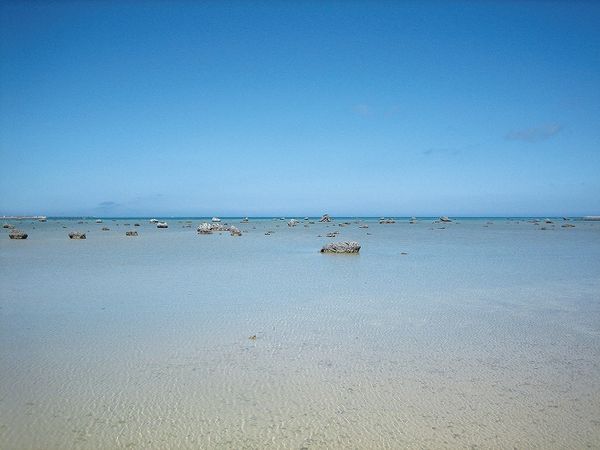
top-left (319, 214), bottom-right (332, 222)
top-left (69, 232), bottom-right (86, 240)
top-left (320, 241), bottom-right (361, 254)
top-left (9, 230), bottom-right (28, 239)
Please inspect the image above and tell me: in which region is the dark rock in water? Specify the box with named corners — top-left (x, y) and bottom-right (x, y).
top-left (9, 230), bottom-right (28, 239)
top-left (101, 227), bottom-right (110, 231)
top-left (69, 232), bottom-right (86, 240)
top-left (319, 214), bottom-right (332, 222)
top-left (439, 216), bottom-right (452, 223)
top-left (3, 223), bottom-right (14, 229)
top-left (134, 223), bottom-right (140, 226)
top-left (562, 224), bottom-right (576, 228)
top-left (359, 225), bottom-right (369, 229)
top-left (326, 232), bottom-right (339, 238)
top-left (126, 231), bottom-right (138, 236)
top-left (320, 241), bottom-right (361, 254)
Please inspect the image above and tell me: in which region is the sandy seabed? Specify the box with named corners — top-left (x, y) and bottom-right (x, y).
top-left (1, 217), bottom-right (599, 448)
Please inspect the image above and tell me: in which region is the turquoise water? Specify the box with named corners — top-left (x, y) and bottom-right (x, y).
top-left (1, 217), bottom-right (599, 448)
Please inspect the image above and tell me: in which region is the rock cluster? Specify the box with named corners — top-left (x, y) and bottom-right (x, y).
top-left (320, 241), bottom-right (361, 254)
top-left (197, 222), bottom-right (242, 236)
top-left (379, 218), bottom-right (395, 224)
top-left (288, 219), bottom-right (299, 227)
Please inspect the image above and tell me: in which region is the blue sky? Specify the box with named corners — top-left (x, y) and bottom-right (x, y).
top-left (1, 0), bottom-right (599, 216)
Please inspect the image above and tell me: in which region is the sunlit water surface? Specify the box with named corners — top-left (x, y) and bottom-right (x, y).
top-left (1, 217), bottom-right (599, 448)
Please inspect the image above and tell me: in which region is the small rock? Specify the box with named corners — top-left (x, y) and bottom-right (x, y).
top-left (156, 222), bottom-right (168, 228)
top-left (69, 232), bottom-right (86, 240)
top-left (230, 226), bottom-right (242, 236)
top-left (101, 227), bottom-right (110, 231)
top-left (319, 214), bottom-right (332, 222)
top-left (126, 231), bottom-right (138, 236)
top-left (439, 216), bottom-right (452, 223)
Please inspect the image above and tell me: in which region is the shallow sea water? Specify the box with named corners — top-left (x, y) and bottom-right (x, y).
top-left (1, 217), bottom-right (599, 449)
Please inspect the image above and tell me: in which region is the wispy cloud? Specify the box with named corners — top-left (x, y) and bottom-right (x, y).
top-left (423, 143), bottom-right (477, 156)
top-left (505, 124), bottom-right (563, 143)
top-left (97, 201), bottom-right (120, 208)
top-left (423, 147), bottom-right (461, 156)
top-left (352, 104), bottom-right (401, 117)
top-left (353, 103), bottom-right (373, 117)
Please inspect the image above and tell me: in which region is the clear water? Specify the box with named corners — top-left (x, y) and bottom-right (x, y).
top-left (1, 217), bottom-right (599, 448)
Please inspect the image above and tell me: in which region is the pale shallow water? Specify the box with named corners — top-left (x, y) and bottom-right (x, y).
top-left (1, 217), bottom-right (599, 449)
